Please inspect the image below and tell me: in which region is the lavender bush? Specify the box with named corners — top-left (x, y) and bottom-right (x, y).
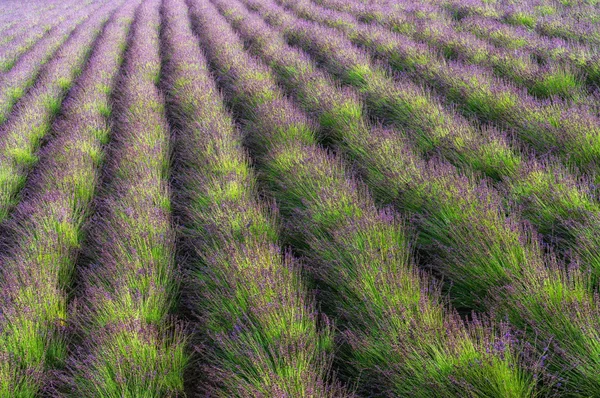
top-left (0, 0), bottom-right (122, 224)
top-left (240, 0), bottom-right (600, 298)
top-left (0, 0), bottom-right (86, 73)
top-left (188, 0), bottom-right (541, 395)
top-left (161, 0), bottom-right (343, 395)
top-left (64, 0), bottom-right (187, 395)
top-left (278, 0), bottom-right (600, 178)
top-left (0, 0), bottom-right (132, 395)
top-left (0, 0), bottom-right (110, 125)
top-left (214, 0), bottom-right (600, 394)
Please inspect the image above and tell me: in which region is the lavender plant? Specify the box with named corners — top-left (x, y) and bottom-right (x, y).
top-left (161, 0), bottom-right (343, 395)
top-left (436, 0), bottom-right (600, 49)
top-left (0, 1), bottom-right (136, 395)
top-left (0, 1), bottom-right (53, 29)
top-left (224, 0), bottom-right (519, 309)
top-left (316, 0), bottom-right (586, 101)
top-left (0, 0), bottom-right (113, 126)
top-left (189, 0), bottom-right (540, 395)
top-left (0, 0), bottom-right (122, 225)
top-left (240, 0), bottom-right (600, 291)
top-left (0, 1), bottom-right (86, 73)
top-left (213, 0), bottom-right (600, 393)
top-left (0, 0), bottom-right (599, 394)
top-left (245, 0), bottom-right (521, 180)
top-left (0, 3), bottom-right (57, 49)
top-left (65, 0), bottom-right (187, 395)
top-left (279, 0), bottom-right (600, 178)
top-left (458, 15), bottom-right (600, 87)
top-left (515, 9), bottom-right (600, 46)
top-left (0, 0), bottom-right (109, 126)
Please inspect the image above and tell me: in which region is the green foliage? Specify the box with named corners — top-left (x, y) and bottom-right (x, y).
top-left (506, 12), bottom-right (536, 29)
top-left (531, 69), bottom-right (580, 98)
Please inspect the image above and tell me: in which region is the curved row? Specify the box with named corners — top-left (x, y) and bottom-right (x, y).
top-left (242, 0), bottom-right (600, 290)
top-left (0, 2), bottom-right (52, 29)
top-left (189, 0), bottom-right (540, 396)
top-left (438, 0), bottom-right (600, 47)
top-left (0, 0), bottom-right (110, 125)
top-left (458, 14), bottom-right (600, 86)
top-left (315, 0), bottom-right (600, 90)
top-left (317, 0), bottom-right (590, 101)
top-left (0, 3), bottom-right (58, 47)
top-left (63, 0), bottom-right (188, 395)
top-left (278, 0), bottom-right (600, 177)
top-left (161, 0), bottom-right (342, 395)
top-left (213, 0), bottom-right (600, 394)
top-left (0, 0), bottom-right (87, 73)
top-left (0, 0), bottom-right (122, 224)
top-left (0, 0), bottom-right (133, 395)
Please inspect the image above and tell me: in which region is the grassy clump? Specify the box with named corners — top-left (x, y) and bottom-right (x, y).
top-left (530, 69), bottom-right (580, 98)
top-left (505, 12), bottom-right (536, 29)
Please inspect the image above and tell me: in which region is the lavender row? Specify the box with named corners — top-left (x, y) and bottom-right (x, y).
top-left (437, 0), bottom-right (592, 25)
top-left (394, 0), bottom-right (600, 88)
top-left (0, 0), bottom-right (121, 226)
top-left (281, 0), bottom-right (600, 183)
top-left (0, 1), bottom-right (87, 73)
top-left (161, 0), bottom-right (342, 394)
top-left (0, 1), bottom-right (135, 395)
top-left (0, 1), bottom-right (51, 28)
top-left (316, 0), bottom-right (589, 101)
top-left (247, 0), bottom-right (600, 290)
top-left (190, 0), bottom-right (541, 395)
top-left (310, 0), bottom-right (600, 113)
top-left (258, 0), bottom-right (521, 179)
top-left (221, 0), bottom-right (600, 393)
top-left (456, 14), bottom-right (600, 86)
top-left (63, 0), bottom-right (187, 394)
top-left (438, 0), bottom-right (600, 47)
top-left (240, 0), bottom-right (540, 310)
top-left (0, 0), bottom-right (108, 124)
top-left (0, 3), bottom-right (58, 46)
top-left (341, 0), bottom-right (600, 89)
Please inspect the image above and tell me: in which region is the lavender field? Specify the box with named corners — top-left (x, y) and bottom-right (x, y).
top-left (1, 0), bottom-right (600, 396)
